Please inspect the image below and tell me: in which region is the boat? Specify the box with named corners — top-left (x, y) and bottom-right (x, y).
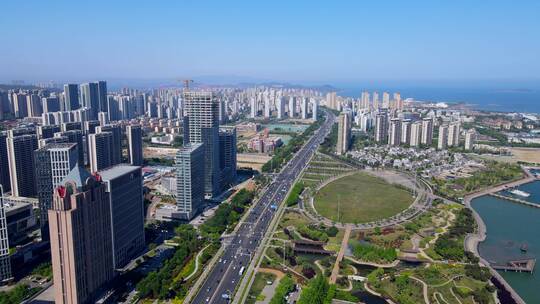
top-left (521, 243), bottom-right (528, 253)
top-left (509, 189), bottom-right (531, 198)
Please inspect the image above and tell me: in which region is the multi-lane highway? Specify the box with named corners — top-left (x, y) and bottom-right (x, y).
top-left (191, 110), bottom-right (335, 304)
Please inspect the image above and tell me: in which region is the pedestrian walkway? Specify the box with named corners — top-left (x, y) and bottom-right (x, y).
top-left (330, 225), bottom-right (352, 284)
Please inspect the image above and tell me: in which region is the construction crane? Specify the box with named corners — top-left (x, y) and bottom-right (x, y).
top-left (177, 79), bottom-right (193, 90)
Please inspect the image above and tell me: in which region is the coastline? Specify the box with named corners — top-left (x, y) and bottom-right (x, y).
top-left (463, 170), bottom-right (537, 304)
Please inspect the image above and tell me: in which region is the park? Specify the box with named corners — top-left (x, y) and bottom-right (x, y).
top-left (313, 172), bottom-right (415, 224)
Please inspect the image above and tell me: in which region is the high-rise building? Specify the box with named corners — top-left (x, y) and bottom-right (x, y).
top-left (80, 82), bottom-right (99, 119)
top-left (107, 96), bottom-right (119, 121)
top-left (409, 121), bottom-right (422, 147)
top-left (7, 133), bottom-right (38, 197)
top-left (301, 97), bottom-right (308, 119)
top-left (34, 143), bottom-right (78, 240)
top-left (394, 92), bottom-right (403, 110)
top-left (175, 144), bottom-right (205, 220)
top-left (0, 185), bottom-right (12, 284)
top-left (13, 93), bottom-right (28, 118)
top-left (99, 165), bottom-right (145, 269)
top-left (84, 120), bottom-right (100, 135)
top-left (42, 96), bottom-right (61, 113)
top-left (358, 111), bottom-right (372, 132)
top-left (447, 122), bottom-right (461, 147)
top-left (49, 166), bottom-right (114, 304)
top-left (98, 112), bottom-right (109, 126)
top-left (250, 97), bottom-right (257, 118)
top-left (264, 96), bottom-right (271, 118)
top-left (401, 119), bottom-right (411, 144)
top-left (219, 127), bottom-right (237, 190)
top-left (277, 97), bottom-right (285, 119)
top-left (26, 94), bottom-right (43, 117)
top-left (56, 130), bottom-right (85, 165)
top-left (372, 92), bottom-right (380, 110)
top-left (0, 132), bottom-right (10, 192)
top-left (63, 84), bottom-right (80, 111)
top-left (421, 118), bottom-right (434, 146)
top-left (88, 132), bottom-right (113, 172)
top-left (183, 91), bottom-right (220, 197)
top-left (437, 125), bottom-right (449, 150)
top-left (38, 125), bottom-right (61, 139)
top-left (326, 92), bottom-right (337, 110)
top-left (219, 99), bottom-right (227, 124)
top-left (96, 124), bottom-right (122, 165)
top-left (311, 98), bottom-right (318, 121)
top-left (336, 112), bottom-right (351, 155)
top-left (288, 96), bottom-right (296, 117)
top-left (126, 125), bottom-right (143, 166)
top-left (382, 92), bottom-right (390, 108)
top-left (361, 91), bottom-right (370, 109)
top-left (61, 121), bottom-right (82, 132)
top-left (96, 81), bottom-right (108, 114)
top-left (465, 129), bottom-right (476, 151)
top-left (374, 112), bottom-right (388, 144)
top-left (389, 118), bottom-right (402, 146)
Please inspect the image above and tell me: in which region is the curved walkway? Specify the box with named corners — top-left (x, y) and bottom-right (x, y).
top-left (344, 256), bottom-right (400, 268)
top-left (258, 268), bottom-right (286, 280)
top-left (409, 276), bottom-right (430, 304)
top-left (184, 244), bottom-right (210, 281)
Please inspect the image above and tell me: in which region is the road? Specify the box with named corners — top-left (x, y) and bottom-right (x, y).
top-left (191, 110), bottom-right (335, 304)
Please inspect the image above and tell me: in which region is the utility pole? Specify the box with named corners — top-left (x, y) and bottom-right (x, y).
top-left (337, 194), bottom-right (341, 223)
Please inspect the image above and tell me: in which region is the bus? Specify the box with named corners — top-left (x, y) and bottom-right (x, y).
top-left (239, 266), bottom-right (245, 276)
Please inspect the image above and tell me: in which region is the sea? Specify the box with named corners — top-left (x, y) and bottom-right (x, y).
top-left (471, 180), bottom-right (540, 304)
top-left (339, 86), bottom-right (540, 114)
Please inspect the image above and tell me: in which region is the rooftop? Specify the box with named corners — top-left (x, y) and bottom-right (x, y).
top-left (36, 142), bottom-right (76, 151)
top-left (98, 164), bottom-right (141, 180)
top-left (61, 165), bottom-right (92, 189)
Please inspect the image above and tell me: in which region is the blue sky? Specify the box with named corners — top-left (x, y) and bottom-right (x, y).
top-left (1, 0), bottom-right (539, 85)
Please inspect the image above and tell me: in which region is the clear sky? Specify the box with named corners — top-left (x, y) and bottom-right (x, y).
top-left (1, 0), bottom-right (539, 85)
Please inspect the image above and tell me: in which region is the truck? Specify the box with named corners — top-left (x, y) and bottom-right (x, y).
top-left (239, 266), bottom-right (245, 276)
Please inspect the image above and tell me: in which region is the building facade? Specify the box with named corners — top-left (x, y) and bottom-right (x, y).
top-left (219, 127), bottom-right (237, 190)
top-left (7, 133), bottom-right (38, 197)
top-left (34, 143), bottom-right (79, 240)
top-left (175, 144), bottom-right (205, 220)
top-left (88, 132), bottom-right (113, 172)
top-left (49, 166), bottom-right (114, 304)
top-left (100, 165), bottom-right (145, 269)
top-left (126, 125), bottom-right (143, 166)
top-left (183, 91), bottom-right (220, 197)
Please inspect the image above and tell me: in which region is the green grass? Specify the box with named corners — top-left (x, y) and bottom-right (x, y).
top-left (313, 172), bottom-right (414, 223)
top-left (278, 211), bottom-right (310, 230)
top-left (246, 272), bottom-right (276, 304)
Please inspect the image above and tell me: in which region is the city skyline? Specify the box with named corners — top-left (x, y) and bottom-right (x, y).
top-left (0, 1), bottom-right (539, 83)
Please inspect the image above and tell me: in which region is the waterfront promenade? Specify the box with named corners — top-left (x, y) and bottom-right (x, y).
top-left (463, 170), bottom-right (537, 304)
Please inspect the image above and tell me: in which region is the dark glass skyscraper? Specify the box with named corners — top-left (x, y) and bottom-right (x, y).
top-left (219, 126), bottom-right (237, 190)
top-left (80, 82), bottom-right (99, 119)
top-left (63, 84), bottom-right (80, 111)
top-left (97, 81), bottom-right (108, 113)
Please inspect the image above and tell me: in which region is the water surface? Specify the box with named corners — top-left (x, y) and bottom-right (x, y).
top-left (472, 193), bottom-right (540, 303)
